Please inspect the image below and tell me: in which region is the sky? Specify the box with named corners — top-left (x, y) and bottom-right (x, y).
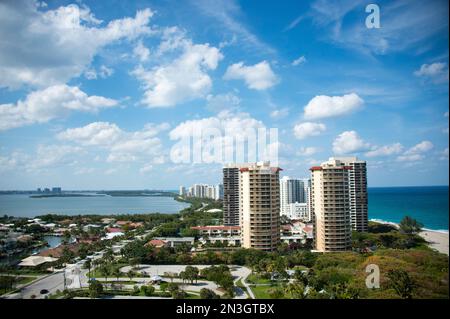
top-left (0, 0), bottom-right (448, 190)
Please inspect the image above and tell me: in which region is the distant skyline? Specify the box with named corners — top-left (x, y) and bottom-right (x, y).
top-left (0, 0), bottom-right (449, 189)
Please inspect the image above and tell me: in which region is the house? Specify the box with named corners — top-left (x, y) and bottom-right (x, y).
top-left (154, 237), bottom-right (195, 247)
top-left (146, 239), bottom-right (169, 248)
top-left (190, 225), bottom-right (241, 237)
top-left (18, 255), bottom-right (58, 267)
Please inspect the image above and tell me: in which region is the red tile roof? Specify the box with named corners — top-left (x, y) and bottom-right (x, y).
top-left (191, 225), bottom-right (241, 231)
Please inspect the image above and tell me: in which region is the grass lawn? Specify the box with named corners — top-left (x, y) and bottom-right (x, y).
top-left (246, 273), bottom-right (272, 285)
top-left (0, 276), bottom-right (37, 295)
top-left (249, 284), bottom-right (283, 299)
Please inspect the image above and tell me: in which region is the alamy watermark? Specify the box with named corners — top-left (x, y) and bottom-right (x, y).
top-left (169, 127), bottom-right (279, 165)
top-left (365, 264), bottom-right (380, 289)
top-left (366, 4), bottom-right (381, 29)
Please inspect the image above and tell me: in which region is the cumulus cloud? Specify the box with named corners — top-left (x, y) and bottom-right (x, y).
top-left (293, 122), bottom-right (326, 140)
top-left (292, 55), bottom-right (306, 66)
top-left (57, 121), bottom-right (169, 163)
top-left (0, 145), bottom-right (83, 173)
top-left (270, 108), bottom-right (289, 119)
top-left (133, 40), bottom-right (150, 62)
top-left (297, 147), bottom-right (320, 157)
top-left (396, 140), bottom-right (434, 162)
top-left (169, 110), bottom-right (275, 163)
top-left (206, 92), bottom-right (241, 112)
top-left (404, 140), bottom-right (434, 155)
top-left (332, 131), bottom-right (371, 155)
top-left (365, 143), bottom-right (404, 157)
top-left (0, 1), bottom-right (154, 89)
top-left (132, 31), bottom-right (223, 107)
top-left (304, 93), bottom-right (364, 120)
top-left (224, 60), bottom-right (278, 90)
top-left (0, 85), bottom-right (118, 131)
top-left (414, 62), bottom-right (449, 83)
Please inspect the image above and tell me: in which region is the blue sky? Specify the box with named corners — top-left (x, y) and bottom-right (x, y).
top-left (0, 0), bottom-right (448, 190)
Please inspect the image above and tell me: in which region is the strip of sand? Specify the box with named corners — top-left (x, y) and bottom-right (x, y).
top-left (370, 219), bottom-right (449, 255)
top-left (419, 230), bottom-right (449, 255)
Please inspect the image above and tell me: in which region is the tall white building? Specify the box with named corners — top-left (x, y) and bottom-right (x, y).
top-left (331, 157), bottom-right (368, 232)
top-left (179, 186), bottom-right (186, 196)
top-left (280, 177), bottom-right (311, 220)
top-left (280, 176), bottom-right (302, 216)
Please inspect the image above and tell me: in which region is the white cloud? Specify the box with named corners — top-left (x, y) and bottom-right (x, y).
top-left (192, 0), bottom-right (276, 55)
top-left (133, 40), bottom-right (150, 62)
top-left (270, 108), bottom-right (289, 119)
top-left (0, 85), bottom-right (118, 131)
top-left (132, 35), bottom-right (223, 107)
top-left (57, 121), bottom-right (169, 163)
top-left (169, 110), bottom-right (271, 163)
top-left (0, 145), bottom-right (83, 173)
top-left (332, 131), bottom-right (371, 155)
top-left (414, 62), bottom-right (449, 83)
top-left (365, 143), bottom-right (404, 157)
top-left (84, 65), bottom-right (114, 80)
top-left (293, 122), bottom-right (326, 140)
top-left (445, 112), bottom-right (449, 118)
top-left (224, 61), bottom-right (278, 90)
top-left (396, 154), bottom-right (424, 162)
top-left (440, 148), bottom-right (449, 161)
top-left (292, 55), bottom-right (306, 66)
top-left (297, 147), bottom-right (320, 157)
top-left (0, 1), bottom-right (154, 89)
top-left (139, 164), bottom-right (154, 174)
top-left (396, 140), bottom-right (434, 162)
top-left (308, 0), bottom-right (448, 56)
top-left (304, 93), bottom-right (364, 120)
top-left (404, 140), bottom-right (434, 155)
top-left (206, 93), bottom-right (240, 112)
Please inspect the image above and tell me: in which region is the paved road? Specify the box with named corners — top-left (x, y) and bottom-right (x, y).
top-left (5, 272), bottom-right (69, 299)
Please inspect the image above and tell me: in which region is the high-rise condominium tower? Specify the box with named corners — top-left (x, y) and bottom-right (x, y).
top-left (223, 164), bottom-right (247, 226)
top-left (310, 158), bottom-right (352, 252)
top-left (331, 157), bottom-right (368, 232)
top-left (240, 161), bottom-right (281, 251)
top-left (279, 176), bottom-right (302, 216)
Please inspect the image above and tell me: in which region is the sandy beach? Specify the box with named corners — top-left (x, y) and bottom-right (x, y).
top-left (370, 219), bottom-right (449, 255)
top-left (419, 230), bottom-right (449, 255)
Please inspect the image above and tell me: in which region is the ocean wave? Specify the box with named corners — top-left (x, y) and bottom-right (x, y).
top-left (369, 219), bottom-right (448, 233)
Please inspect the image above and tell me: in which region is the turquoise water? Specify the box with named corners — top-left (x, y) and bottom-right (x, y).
top-left (0, 194), bottom-right (189, 217)
top-left (0, 187), bottom-right (448, 231)
top-left (368, 186), bottom-right (449, 231)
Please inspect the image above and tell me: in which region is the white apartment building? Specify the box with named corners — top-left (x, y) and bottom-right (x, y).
top-left (287, 202), bottom-right (310, 221)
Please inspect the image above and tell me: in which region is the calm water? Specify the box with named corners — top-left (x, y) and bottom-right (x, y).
top-left (0, 187), bottom-right (448, 231)
top-left (368, 186), bottom-right (449, 231)
top-left (0, 194), bottom-right (189, 217)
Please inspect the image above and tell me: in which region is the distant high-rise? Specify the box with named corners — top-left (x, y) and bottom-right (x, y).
top-left (279, 176), bottom-right (302, 216)
top-left (223, 164), bottom-right (246, 226)
top-left (214, 184), bottom-right (224, 200)
top-left (240, 162), bottom-right (281, 251)
top-left (331, 157), bottom-right (368, 232)
top-left (310, 158), bottom-right (352, 252)
top-left (179, 186), bottom-right (186, 196)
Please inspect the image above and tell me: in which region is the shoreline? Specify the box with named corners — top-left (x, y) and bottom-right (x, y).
top-left (370, 219), bottom-right (449, 255)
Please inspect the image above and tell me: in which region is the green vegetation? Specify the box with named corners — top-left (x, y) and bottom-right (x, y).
top-left (0, 275), bottom-right (37, 295)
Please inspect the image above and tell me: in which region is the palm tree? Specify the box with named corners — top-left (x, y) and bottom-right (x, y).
top-left (285, 282), bottom-right (307, 299)
top-left (84, 259), bottom-right (92, 282)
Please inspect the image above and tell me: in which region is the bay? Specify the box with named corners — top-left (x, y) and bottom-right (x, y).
top-left (0, 194), bottom-right (189, 217)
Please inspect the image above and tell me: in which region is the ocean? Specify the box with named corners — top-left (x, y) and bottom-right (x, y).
top-left (0, 186), bottom-right (448, 231)
top-left (368, 186), bottom-right (448, 232)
